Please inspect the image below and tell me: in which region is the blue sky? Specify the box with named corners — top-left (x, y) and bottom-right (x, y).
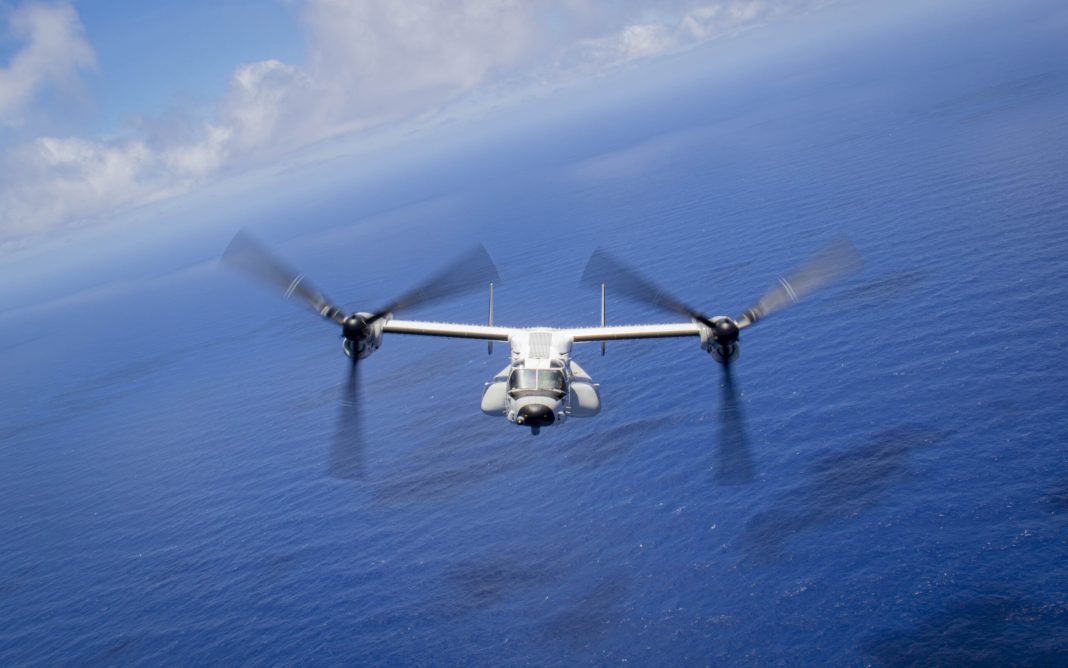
top-left (73, 2), bottom-right (303, 128)
top-left (0, 0), bottom-right (850, 252)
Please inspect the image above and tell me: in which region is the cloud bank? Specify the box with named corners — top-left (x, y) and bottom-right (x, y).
top-left (0, 1), bottom-right (94, 127)
top-left (0, 0), bottom-right (826, 248)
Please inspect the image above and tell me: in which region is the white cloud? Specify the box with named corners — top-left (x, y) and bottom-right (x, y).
top-left (618, 23), bottom-right (677, 59)
top-left (219, 59), bottom-right (312, 154)
top-left (0, 136), bottom-right (179, 239)
top-left (572, 1), bottom-right (816, 66)
top-left (0, 1), bottom-right (94, 127)
top-left (0, 0), bottom-right (833, 247)
top-left (302, 0), bottom-right (535, 119)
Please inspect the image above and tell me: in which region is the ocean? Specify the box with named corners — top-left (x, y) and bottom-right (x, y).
top-left (2, 1), bottom-right (1067, 664)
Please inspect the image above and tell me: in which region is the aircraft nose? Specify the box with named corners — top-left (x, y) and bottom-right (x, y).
top-left (516, 404), bottom-right (555, 427)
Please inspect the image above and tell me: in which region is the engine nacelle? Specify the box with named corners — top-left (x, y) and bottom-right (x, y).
top-left (341, 312), bottom-right (388, 361)
top-left (708, 341), bottom-right (740, 365)
top-left (699, 316), bottom-right (740, 365)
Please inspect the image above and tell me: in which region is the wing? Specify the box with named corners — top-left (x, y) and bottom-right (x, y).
top-left (383, 320), bottom-right (704, 343)
top-left (566, 322), bottom-right (703, 342)
top-left (383, 319), bottom-right (514, 341)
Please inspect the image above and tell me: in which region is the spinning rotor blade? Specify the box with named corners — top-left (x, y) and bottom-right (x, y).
top-left (736, 235), bottom-right (862, 328)
top-left (715, 363), bottom-right (754, 485)
top-left (582, 248), bottom-right (714, 326)
top-left (368, 244), bottom-right (500, 323)
top-left (221, 230), bottom-right (346, 324)
top-left (330, 357), bottom-right (364, 479)
top-left (582, 248), bottom-right (753, 481)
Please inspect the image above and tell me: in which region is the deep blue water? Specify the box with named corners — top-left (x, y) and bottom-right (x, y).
top-left (3, 2), bottom-right (1068, 665)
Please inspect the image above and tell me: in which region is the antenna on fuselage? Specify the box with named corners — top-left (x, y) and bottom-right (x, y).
top-left (487, 282), bottom-right (494, 355)
top-left (600, 282), bottom-right (606, 356)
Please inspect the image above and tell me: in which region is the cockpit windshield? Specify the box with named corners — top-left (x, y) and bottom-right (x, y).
top-left (508, 368), bottom-right (566, 397)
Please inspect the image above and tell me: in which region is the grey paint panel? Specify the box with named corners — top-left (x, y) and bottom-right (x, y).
top-left (481, 382), bottom-right (508, 414)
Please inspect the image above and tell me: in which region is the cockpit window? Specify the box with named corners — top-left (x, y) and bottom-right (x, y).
top-left (508, 369), bottom-right (565, 397)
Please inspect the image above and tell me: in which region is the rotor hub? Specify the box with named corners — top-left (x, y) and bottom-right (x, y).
top-left (342, 314), bottom-right (369, 342)
top-left (714, 318), bottom-right (740, 345)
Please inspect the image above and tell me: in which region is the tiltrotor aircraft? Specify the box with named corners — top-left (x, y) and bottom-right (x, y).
top-left (222, 231), bottom-right (861, 478)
